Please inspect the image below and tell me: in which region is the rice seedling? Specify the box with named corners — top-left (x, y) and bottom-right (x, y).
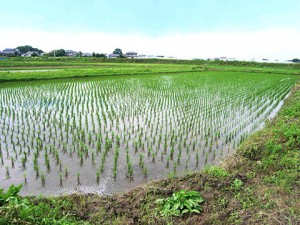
top-left (77, 173), bottom-right (80, 185)
top-left (64, 167), bottom-right (68, 179)
top-left (96, 170), bottom-right (100, 184)
top-left (166, 157), bottom-right (170, 169)
top-left (10, 157), bottom-right (15, 168)
top-left (59, 173), bottom-right (63, 187)
top-left (127, 162), bottom-right (133, 180)
top-left (113, 147), bottom-right (119, 178)
top-left (5, 166), bottom-right (10, 179)
top-left (195, 152), bottom-right (199, 167)
top-left (139, 153), bottom-right (145, 168)
top-left (152, 151), bottom-right (156, 163)
top-left (142, 166), bottom-right (148, 178)
top-left (173, 161), bottom-right (177, 172)
top-left (41, 173), bottom-right (46, 187)
top-left (23, 173), bottom-right (27, 185)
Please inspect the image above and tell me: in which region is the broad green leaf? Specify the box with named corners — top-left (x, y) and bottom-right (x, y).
top-left (182, 209), bottom-right (189, 214)
top-left (172, 202), bottom-right (180, 210)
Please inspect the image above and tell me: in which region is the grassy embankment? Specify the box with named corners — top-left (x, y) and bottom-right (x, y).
top-left (0, 59), bottom-right (299, 224)
top-left (0, 57), bottom-right (299, 82)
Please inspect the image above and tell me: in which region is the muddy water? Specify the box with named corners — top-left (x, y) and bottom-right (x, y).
top-left (0, 73), bottom-right (297, 196)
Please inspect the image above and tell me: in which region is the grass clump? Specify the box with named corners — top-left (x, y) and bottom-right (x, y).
top-left (0, 184), bottom-right (86, 224)
top-left (204, 166), bottom-right (228, 177)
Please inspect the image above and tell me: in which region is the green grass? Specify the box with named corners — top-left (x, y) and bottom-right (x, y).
top-left (0, 184), bottom-right (86, 224)
top-left (204, 166), bottom-right (228, 178)
top-left (0, 57), bottom-right (299, 82)
top-left (0, 63), bottom-right (205, 82)
top-left (1, 57), bottom-right (300, 69)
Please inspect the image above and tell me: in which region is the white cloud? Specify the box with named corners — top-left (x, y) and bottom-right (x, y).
top-left (1, 28), bottom-right (299, 61)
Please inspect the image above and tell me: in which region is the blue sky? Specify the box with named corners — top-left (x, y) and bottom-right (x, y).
top-left (1, 0), bottom-right (300, 60)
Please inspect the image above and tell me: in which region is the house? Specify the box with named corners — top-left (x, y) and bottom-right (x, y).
top-left (65, 50), bottom-right (78, 57)
top-left (1, 48), bottom-right (20, 56)
top-left (125, 51), bottom-right (138, 58)
top-left (108, 53), bottom-right (121, 58)
top-left (81, 53), bottom-right (92, 57)
top-left (22, 51), bottom-right (40, 57)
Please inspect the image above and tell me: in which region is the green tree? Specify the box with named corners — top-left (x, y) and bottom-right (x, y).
top-left (31, 52), bottom-right (38, 57)
top-left (17, 45), bottom-right (43, 54)
top-left (95, 53), bottom-right (107, 58)
top-left (48, 49), bottom-right (66, 57)
top-left (113, 48), bottom-right (123, 55)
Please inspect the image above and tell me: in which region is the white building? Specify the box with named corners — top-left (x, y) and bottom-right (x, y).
top-left (65, 50), bottom-right (78, 57)
top-left (22, 51), bottom-right (40, 57)
top-left (125, 51), bottom-right (138, 58)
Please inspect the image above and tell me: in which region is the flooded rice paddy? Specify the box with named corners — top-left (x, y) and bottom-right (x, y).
top-left (0, 72), bottom-right (297, 196)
